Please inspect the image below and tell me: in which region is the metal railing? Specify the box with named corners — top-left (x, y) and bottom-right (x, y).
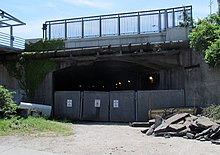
top-left (0, 32), bottom-right (25, 49)
top-left (44, 6), bottom-right (192, 40)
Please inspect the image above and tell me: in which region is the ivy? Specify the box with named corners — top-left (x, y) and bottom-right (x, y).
top-left (4, 59), bottom-right (56, 99)
top-left (25, 39), bottom-right (64, 52)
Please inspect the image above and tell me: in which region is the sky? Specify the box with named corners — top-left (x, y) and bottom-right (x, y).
top-left (1, 0), bottom-right (219, 39)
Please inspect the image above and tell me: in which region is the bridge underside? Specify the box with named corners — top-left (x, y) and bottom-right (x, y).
top-left (54, 60), bottom-right (160, 91)
top-left (53, 41), bottom-right (186, 92)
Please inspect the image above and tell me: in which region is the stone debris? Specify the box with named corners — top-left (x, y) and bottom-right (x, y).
top-left (142, 113), bottom-right (220, 145)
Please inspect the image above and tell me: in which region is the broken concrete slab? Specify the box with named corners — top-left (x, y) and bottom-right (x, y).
top-left (143, 113), bottom-right (220, 145)
top-left (211, 139), bottom-right (220, 145)
top-left (146, 124), bottom-right (155, 136)
top-left (196, 116), bottom-right (219, 129)
top-left (186, 132), bottom-right (195, 139)
top-left (169, 124), bottom-right (186, 132)
top-left (165, 113), bottom-right (190, 125)
top-left (130, 122), bottom-right (151, 127)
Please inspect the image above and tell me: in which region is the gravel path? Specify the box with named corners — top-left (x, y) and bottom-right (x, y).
top-left (0, 122), bottom-right (220, 155)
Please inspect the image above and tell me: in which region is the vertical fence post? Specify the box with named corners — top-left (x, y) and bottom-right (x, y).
top-left (164, 9), bottom-right (168, 30)
top-left (118, 14), bottom-right (120, 36)
top-left (190, 6), bottom-right (193, 26)
top-left (99, 16), bottom-right (102, 37)
top-left (45, 24), bottom-right (47, 40)
top-left (82, 18), bottom-right (84, 38)
top-left (172, 8), bottom-right (175, 27)
top-left (65, 20), bottom-right (67, 39)
top-left (10, 26), bottom-right (13, 47)
top-left (158, 10), bottom-right (161, 32)
top-left (137, 12), bottom-right (141, 34)
top-left (49, 22), bottom-right (51, 40)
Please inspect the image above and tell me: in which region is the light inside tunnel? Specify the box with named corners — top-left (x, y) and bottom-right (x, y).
top-left (53, 61), bottom-right (160, 91)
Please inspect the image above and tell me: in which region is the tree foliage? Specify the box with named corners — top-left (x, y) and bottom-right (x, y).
top-left (0, 85), bottom-right (17, 119)
top-left (189, 13), bottom-right (220, 67)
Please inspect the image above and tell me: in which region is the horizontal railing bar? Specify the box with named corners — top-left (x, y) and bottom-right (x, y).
top-left (45, 5), bottom-right (192, 24)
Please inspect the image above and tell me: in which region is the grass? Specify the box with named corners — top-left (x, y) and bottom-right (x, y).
top-left (0, 116), bottom-right (73, 136)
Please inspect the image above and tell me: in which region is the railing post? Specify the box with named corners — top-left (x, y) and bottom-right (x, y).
top-left (45, 24), bottom-right (47, 40)
top-left (137, 12), bottom-right (141, 34)
top-left (190, 6), bottom-right (193, 26)
top-left (158, 10), bottom-right (161, 32)
top-left (65, 20), bottom-right (67, 39)
top-left (172, 8), bottom-right (175, 27)
top-left (49, 22), bottom-right (51, 40)
top-left (10, 26), bottom-right (14, 47)
top-left (118, 15), bottom-right (120, 36)
top-left (164, 9), bottom-right (168, 30)
top-left (82, 18), bottom-right (84, 38)
top-left (99, 16), bottom-right (102, 37)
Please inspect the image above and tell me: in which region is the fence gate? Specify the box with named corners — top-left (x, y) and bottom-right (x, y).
top-left (110, 91), bottom-right (136, 122)
top-left (54, 90), bottom-right (184, 122)
top-left (82, 91), bottom-right (109, 121)
top-left (54, 91), bottom-right (81, 120)
top-left (137, 90), bottom-right (185, 121)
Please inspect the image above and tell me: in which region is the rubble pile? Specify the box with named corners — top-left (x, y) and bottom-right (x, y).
top-left (142, 113), bottom-right (220, 144)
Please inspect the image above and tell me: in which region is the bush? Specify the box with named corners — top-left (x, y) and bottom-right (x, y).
top-left (0, 85), bottom-right (18, 118)
top-left (203, 104), bottom-right (220, 120)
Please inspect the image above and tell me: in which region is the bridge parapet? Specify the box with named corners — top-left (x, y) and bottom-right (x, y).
top-left (44, 6), bottom-right (192, 41)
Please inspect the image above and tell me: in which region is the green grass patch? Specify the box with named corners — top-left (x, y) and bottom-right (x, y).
top-left (0, 116), bottom-right (72, 136)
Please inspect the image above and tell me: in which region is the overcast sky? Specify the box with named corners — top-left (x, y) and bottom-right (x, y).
top-left (1, 0), bottom-right (218, 39)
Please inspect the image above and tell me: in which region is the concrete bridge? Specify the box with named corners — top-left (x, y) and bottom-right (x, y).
top-left (2, 6), bottom-right (220, 122)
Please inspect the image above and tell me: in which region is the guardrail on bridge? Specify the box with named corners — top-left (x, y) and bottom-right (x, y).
top-left (0, 32), bottom-right (25, 49)
top-left (43, 6), bottom-right (192, 40)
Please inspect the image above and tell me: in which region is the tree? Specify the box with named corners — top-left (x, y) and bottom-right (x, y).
top-left (189, 13), bottom-right (220, 67)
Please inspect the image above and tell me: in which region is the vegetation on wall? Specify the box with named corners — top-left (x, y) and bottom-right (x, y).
top-left (3, 39), bottom-right (62, 99)
top-left (0, 85), bottom-right (17, 119)
top-left (189, 12), bottom-right (220, 67)
top-left (25, 39), bottom-right (64, 52)
top-left (4, 58), bottom-right (56, 99)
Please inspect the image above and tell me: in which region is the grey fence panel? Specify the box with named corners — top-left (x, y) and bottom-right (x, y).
top-left (137, 90), bottom-right (184, 121)
top-left (54, 91), bottom-right (81, 120)
top-left (110, 91), bottom-right (136, 122)
top-left (136, 91), bottom-right (151, 121)
top-left (82, 91), bottom-right (109, 121)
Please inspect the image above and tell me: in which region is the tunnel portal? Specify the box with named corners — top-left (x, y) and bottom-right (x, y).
top-left (54, 61), bottom-right (160, 92)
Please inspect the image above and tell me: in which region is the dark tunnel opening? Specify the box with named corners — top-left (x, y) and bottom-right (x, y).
top-left (53, 61), bottom-right (160, 91)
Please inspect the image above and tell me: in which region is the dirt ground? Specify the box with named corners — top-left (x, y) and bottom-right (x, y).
top-left (0, 122), bottom-right (220, 155)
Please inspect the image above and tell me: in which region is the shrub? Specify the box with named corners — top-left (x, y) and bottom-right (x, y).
top-left (203, 104), bottom-right (220, 120)
top-left (0, 85), bottom-right (18, 118)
